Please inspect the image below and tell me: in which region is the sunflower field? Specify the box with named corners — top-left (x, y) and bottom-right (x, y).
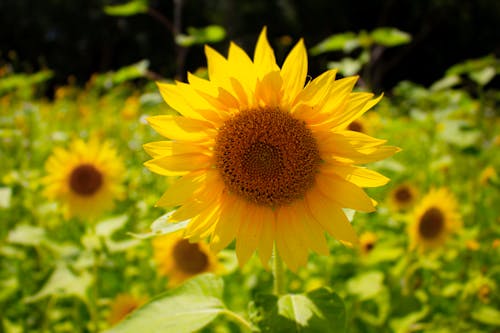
top-left (1, 16), bottom-right (500, 333)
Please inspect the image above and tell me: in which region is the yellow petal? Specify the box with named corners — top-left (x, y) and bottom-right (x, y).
top-left (276, 205), bottom-right (308, 271)
top-left (281, 38), bottom-right (307, 106)
top-left (333, 93), bottom-right (382, 130)
top-left (205, 45), bottom-right (230, 86)
top-left (293, 201), bottom-right (330, 256)
top-left (143, 141), bottom-right (210, 158)
top-left (316, 173), bottom-right (375, 212)
top-left (322, 163), bottom-right (390, 188)
top-left (305, 189), bottom-right (359, 246)
top-left (256, 208), bottom-right (276, 269)
top-left (253, 27), bottom-right (279, 79)
top-left (235, 202), bottom-right (263, 266)
top-left (185, 202), bottom-right (220, 241)
top-left (155, 171), bottom-right (205, 207)
top-left (255, 71), bottom-right (283, 107)
top-left (144, 153), bottom-right (211, 175)
top-left (147, 115), bottom-right (214, 142)
top-left (210, 194), bottom-right (242, 252)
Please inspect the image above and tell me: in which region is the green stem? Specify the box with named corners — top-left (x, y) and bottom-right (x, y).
top-left (90, 224), bottom-right (100, 333)
top-left (221, 309), bottom-right (253, 332)
top-left (272, 244), bottom-right (285, 296)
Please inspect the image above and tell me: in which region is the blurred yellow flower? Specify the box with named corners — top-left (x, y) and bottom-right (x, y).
top-left (145, 27), bottom-right (399, 270)
top-left (359, 231), bottom-right (377, 255)
top-left (479, 166), bottom-right (497, 185)
top-left (107, 293), bottom-right (146, 326)
top-left (43, 138), bottom-right (125, 219)
top-left (409, 188), bottom-right (461, 251)
top-left (152, 230), bottom-right (221, 287)
top-left (389, 183), bottom-right (418, 211)
top-left (121, 95), bottom-right (140, 120)
top-left (493, 239), bottom-right (500, 249)
top-left (466, 239), bottom-right (480, 251)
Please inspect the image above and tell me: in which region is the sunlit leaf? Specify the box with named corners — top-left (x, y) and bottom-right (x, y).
top-left (309, 32), bottom-right (359, 56)
top-left (106, 274), bottom-right (225, 333)
top-left (471, 306), bottom-right (500, 326)
top-left (346, 271), bottom-right (384, 300)
top-left (175, 25), bottom-right (226, 47)
top-left (7, 224), bottom-right (46, 246)
top-left (24, 264), bottom-right (92, 303)
top-left (370, 28), bottom-right (411, 47)
top-left (0, 187), bottom-right (12, 208)
top-left (249, 288), bottom-right (346, 332)
top-left (469, 66), bottom-right (496, 86)
top-left (104, 0), bottom-right (148, 16)
top-left (96, 215), bottom-right (128, 238)
top-left (128, 211), bottom-right (189, 239)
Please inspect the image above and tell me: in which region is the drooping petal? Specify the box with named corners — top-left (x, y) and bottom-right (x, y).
top-left (322, 163), bottom-right (390, 188)
top-left (155, 170), bottom-right (205, 207)
top-left (143, 141), bottom-right (210, 158)
top-left (235, 202), bottom-right (264, 266)
top-left (144, 153), bottom-right (212, 176)
top-left (305, 188), bottom-right (359, 246)
top-left (315, 172), bottom-right (376, 212)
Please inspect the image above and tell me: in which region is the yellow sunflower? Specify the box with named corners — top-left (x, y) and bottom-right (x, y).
top-left (409, 188), bottom-right (461, 251)
top-left (43, 138), bottom-right (125, 219)
top-left (359, 232), bottom-right (377, 255)
top-left (145, 28), bottom-right (399, 270)
top-left (389, 183), bottom-right (418, 211)
top-left (152, 230), bottom-right (221, 287)
top-left (107, 293), bottom-right (147, 326)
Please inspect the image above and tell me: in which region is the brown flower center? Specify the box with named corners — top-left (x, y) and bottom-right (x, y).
top-left (172, 239), bottom-right (209, 274)
top-left (418, 207), bottom-right (445, 239)
top-left (69, 164), bottom-right (103, 196)
top-left (215, 108), bottom-right (321, 207)
top-left (348, 120), bottom-right (364, 133)
top-left (395, 186), bottom-right (412, 203)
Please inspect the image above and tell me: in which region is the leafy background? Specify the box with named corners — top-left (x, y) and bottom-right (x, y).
top-left (1, 0), bottom-right (500, 332)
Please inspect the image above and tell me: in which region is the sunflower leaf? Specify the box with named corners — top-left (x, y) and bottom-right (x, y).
top-left (249, 288), bottom-right (346, 332)
top-left (105, 274), bottom-right (225, 333)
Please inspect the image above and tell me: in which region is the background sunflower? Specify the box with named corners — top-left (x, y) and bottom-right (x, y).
top-left (43, 138), bottom-right (125, 219)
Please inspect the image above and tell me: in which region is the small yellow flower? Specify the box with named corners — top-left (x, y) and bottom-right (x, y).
top-left (479, 166), bottom-right (497, 185)
top-left (145, 27), bottom-right (399, 270)
top-left (389, 183), bottom-right (418, 211)
top-left (43, 138), bottom-right (125, 219)
top-left (121, 95), bottom-right (140, 120)
top-left (466, 239), bottom-right (480, 251)
top-left (107, 294), bottom-right (146, 326)
top-left (477, 284), bottom-right (492, 304)
top-left (409, 188), bottom-right (461, 251)
top-left (493, 239), bottom-right (500, 249)
top-left (152, 230), bottom-right (221, 287)
top-left (359, 232), bottom-right (377, 255)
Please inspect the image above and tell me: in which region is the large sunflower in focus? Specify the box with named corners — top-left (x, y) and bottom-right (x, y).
top-left (43, 138), bottom-right (125, 219)
top-left (145, 28), bottom-right (399, 270)
top-left (409, 188), bottom-right (461, 251)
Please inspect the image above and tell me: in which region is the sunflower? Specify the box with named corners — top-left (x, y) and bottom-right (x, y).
top-left (409, 188), bottom-right (461, 251)
top-left (389, 183), bottom-right (418, 211)
top-left (152, 230), bottom-right (221, 286)
top-left (359, 232), bottom-right (377, 255)
top-left (145, 28), bottom-right (399, 270)
top-left (107, 293), bottom-right (146, 326)
top-left (43, 138), bottom-right (125, 219)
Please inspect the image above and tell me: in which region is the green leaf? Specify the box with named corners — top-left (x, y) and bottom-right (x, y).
top-left (96, 215), bottom-right (128, 238)
top-left (128, 211), bottom-right (189, 239)
top-left (469, 66), bottom-right (496, 86)
top-left (0, 70), bottom-right (53, 94)
top-left (106, 274), bottom-right (225, 333)
top-left (104, 0), bottom-right (148, 16)
top-left (471, 306), bottom-right (500, 326)
top-left (346, 271), bottom-right (384, 300)
top-left (430, 75), bottom-right (461, 91)
top-left (327, 58), bottom-right (363, 76)
top-left (249, 288), bottom-right (346, 332)
top-left (7, 224), bottom-right (46, 246)
top-left (309, 32), bottom-right (359, 56)
top-left (390, 306), bottom-right (429, 333)
top-left (24, 264), bottom-right (92, 303)
top-left (175, 25), bottom-right (226, 47)
top-left (0, 187), bottom-right (12, 208)
top-left (370, 28), bottom-right (411, 47)
top-left (93, 60), bottom-right (149, 88)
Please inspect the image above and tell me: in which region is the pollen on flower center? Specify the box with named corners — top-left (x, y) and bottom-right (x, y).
top-left (419, 207), bottom-right (444, 238)
top-left (214, 107), bottom-right (321, 207)
top-left (69, 164), bottom-right (103, 196)
top-left (172, 239), bottom-right (209, 274)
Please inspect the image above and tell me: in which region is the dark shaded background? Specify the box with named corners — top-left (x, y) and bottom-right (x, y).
top-left (1, 0), bottom-right (499, 92)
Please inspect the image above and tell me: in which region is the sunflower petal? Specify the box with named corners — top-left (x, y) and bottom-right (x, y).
top-left (147, 115), bottom-right (214, 141)
top-left (322, 164), bottom-right (390, 187)
top-left (254, 27), bottom-right (279, 78)
top-left (281, 38), bottom-right (307, 106)
top-left (316, 173), bottom-right (375, 212)
top-left (305, 189), bottom-right (359, 246)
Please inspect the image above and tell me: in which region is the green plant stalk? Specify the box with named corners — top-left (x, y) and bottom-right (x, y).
top-left (90, 223), bottom-right (100, 333)
top-left (221, 309), bottom-right (253, 332)
top-left (272, 244), bottom-right (285, 296)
